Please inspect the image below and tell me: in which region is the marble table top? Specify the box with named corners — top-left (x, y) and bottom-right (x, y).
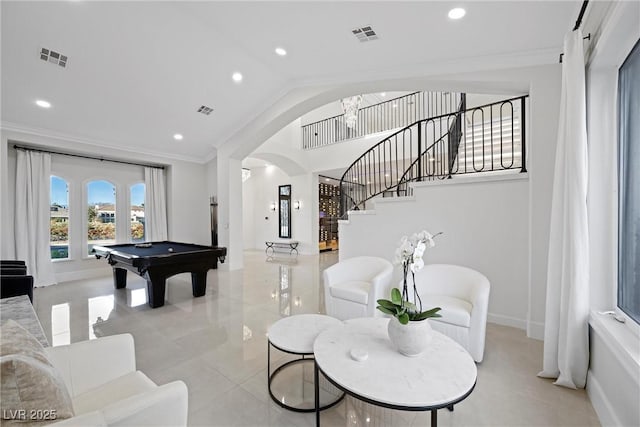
top-left (268, 314), bottom-right (342, 354)
top-left (1, 295), bottom-right (49, 347)
top-left (313, 317), bottom-right (477, 409)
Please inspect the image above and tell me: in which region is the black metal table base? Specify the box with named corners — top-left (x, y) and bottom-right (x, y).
top-left (267, 341), bottom-right (344, 413)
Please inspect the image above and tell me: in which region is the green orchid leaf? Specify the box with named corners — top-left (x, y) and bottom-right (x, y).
top-left (403, 301), bottom-right (417, 311)
top-left (413, 307), bottom-right (443, 321)
top-left (422, 307), bottom-right (442, 316)
top-left (398, 312), bottom-right (410, 324)
top-left (376, 306), bottom-right (396, 315)
top-left (391, 288), bottom-right (402, 305)
top-left (377, 299), bottom-right (398, 310)
top-left (394, 306), bottom-right (406, 316)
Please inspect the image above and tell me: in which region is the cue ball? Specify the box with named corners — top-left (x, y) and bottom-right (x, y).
top-left (168, 247), bottom-right (174, 252)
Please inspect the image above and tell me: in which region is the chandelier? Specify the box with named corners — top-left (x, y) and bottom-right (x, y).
top-left (341, 95), bottom-right (363, 129)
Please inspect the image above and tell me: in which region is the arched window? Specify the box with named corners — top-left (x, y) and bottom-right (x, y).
top-left (50, 176), bottom-right (69, 260)
top-left (130, 183), bottom-right (145, 242)
top-left (87, 180), bottom-right (116, 255)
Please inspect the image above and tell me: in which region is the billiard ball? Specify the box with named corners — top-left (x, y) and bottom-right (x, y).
top-left (168, 247), bottom-right (174, 253)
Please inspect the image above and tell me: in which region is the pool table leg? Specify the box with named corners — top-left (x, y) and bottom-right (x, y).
top-left (191, 271), bottom-right (207, 297)
top-left (113, 268), bottom-right (127, 289)
top-left (146, 275), bottom-right (167, 308)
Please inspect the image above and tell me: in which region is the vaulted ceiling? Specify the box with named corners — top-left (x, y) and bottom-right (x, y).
top-left (1, 1), bottom-right (580, 163)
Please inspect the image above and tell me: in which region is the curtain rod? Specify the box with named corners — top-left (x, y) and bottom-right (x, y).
top-left (13, 145), bottom-right (165, 169)
top-left (573, 0), bottom-right (590, 31)
top-left (559, 0), bottom-right (591, 63)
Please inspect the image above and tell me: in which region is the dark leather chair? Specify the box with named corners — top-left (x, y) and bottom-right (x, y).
top-left (0, 260), bottom-right (26, 266)
top-left (1, 265), bottom-right (27, 275)
top-left (1, 260), bottom-right (34, 303)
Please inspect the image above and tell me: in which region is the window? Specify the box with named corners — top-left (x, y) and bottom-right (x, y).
top-left (130, 183), bottom-right (145, 242)
top-left (279, 184), bottom-right (291, 238)
top-left (50, 176), bottom-right (69, 259)
top-left (618, 39), bottom-right (640, 324)
top-left (87, 180), bottom-right (116, 255)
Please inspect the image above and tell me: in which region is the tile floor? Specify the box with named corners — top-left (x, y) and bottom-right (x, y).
top-left (31, 250), bottom-right (600, 426)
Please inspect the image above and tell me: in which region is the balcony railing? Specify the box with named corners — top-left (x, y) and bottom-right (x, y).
top-left (302, 91), bottom-right (462, 150)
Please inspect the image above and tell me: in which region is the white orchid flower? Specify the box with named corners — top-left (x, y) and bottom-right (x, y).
top-left (410, 258), bottom-right (424, 273)
top-left (400, 239), bottom-right (413, 256)
top-left (413, 241), bottom-right (426, 258)
top-left (425, 236), bottom-right (435, 248)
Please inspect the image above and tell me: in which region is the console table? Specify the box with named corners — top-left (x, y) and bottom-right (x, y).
top-left (0, 295), bottom-right (49, 347)
top-left (313, 317), bottom-right (477, 426)
top-left (265, 240), bottom-right (299, 256)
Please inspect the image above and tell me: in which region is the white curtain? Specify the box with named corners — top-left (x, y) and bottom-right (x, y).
top-left (144, 167), bottom-right (168, 241)
top-left (538, 29), bottom-right (590, 389)
top-left (14, 150), bottom-right (57, 287)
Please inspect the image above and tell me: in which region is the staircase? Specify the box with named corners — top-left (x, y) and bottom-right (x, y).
top-left (455, 101), bottom-right (524, 174)
top-left (339, 95), bottom-right (528, 217)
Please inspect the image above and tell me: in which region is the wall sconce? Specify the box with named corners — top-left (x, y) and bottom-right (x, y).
top-left (269, 202), bottom-right (277, 212)
top-left (293, 200), bottom-right (301, 210)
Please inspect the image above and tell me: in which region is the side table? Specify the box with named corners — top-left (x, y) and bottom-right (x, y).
top-left (313, 317), bottom-right (477, 426)
top-left (267, 314), bottom-right (343, 412)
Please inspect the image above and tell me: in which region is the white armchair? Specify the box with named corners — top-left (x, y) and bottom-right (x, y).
top-left (412, 264), bottom-right (490, 363)
top-left (46, 334), bottom-right (188, 426)
top-left (323, 256), bottom-right (393, 321)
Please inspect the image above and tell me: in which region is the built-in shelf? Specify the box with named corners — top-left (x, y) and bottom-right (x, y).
top-left (319, 182), bottom-right (339, 251)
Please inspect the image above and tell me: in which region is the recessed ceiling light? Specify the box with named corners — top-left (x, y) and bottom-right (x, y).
top-left (380, 92), bottom-right (386, 97)
top-left (275, 47), bottom-right (287, 56)
top-left (36, 99), bottom-right (51, 108)
top-left (448, 8), bottom-right (466, 20)
top-left (173, 134), bottom-right (183, 141)
top-left (232, 72), bottom-right (243, 82)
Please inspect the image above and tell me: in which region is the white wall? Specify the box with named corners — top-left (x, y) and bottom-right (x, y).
top-left (241, 165), bottom-right (316, 255)
top-left (340, 175), bottom-right (530, 328)
top-left (0, 129), bottom-right (210, 282)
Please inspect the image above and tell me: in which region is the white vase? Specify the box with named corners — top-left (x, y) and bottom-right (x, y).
top-left (387, 317), bottom-right (433, 357)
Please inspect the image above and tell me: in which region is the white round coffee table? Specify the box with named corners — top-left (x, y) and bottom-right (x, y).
top-left (313, 317), bottom-right (477, 426)
top-left (267, 314), bottom-right (344, 412)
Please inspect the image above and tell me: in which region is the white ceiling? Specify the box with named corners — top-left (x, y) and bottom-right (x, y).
top-left (1, 1), bottom-right (581, 163)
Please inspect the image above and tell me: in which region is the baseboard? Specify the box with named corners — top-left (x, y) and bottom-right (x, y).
top-left (487, 313), bottom-right (526, 330)
top-left (526, 320), bottom-right (545, 341)
top-left (587, 371), bottom-right (620, 427)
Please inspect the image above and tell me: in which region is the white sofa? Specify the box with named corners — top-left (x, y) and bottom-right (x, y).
top-left (46, 334), bottom-right (188, 426)
top-left (412, 264), bottom-right (490, 363)
top-left (323, 256), bottom-right (393, 320)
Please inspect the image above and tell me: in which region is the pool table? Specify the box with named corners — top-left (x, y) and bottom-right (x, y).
top-left (92, 241), bottom-right (227, 308)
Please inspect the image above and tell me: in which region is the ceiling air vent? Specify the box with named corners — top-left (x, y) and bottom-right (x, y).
top-left (197, 105), bottom-right (214, 115)
top-left (40, 47), bottom-right (67, 68)
top-left (352, 26), bottom-right (378, 42)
